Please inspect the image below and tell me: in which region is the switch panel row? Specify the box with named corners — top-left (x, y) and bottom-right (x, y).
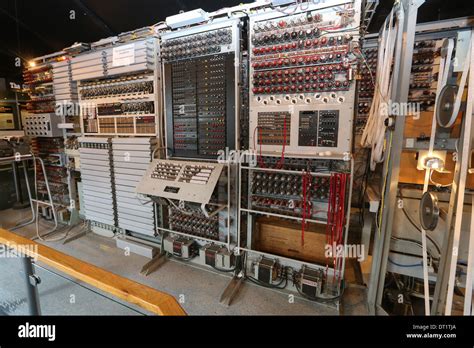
top-left (169, 55), bottom-right (228, 157)
top-left (80, 75), bottom-right (154, 100)
top-left (248, 3), bottom-right (358, 156)
top-left (161, 28), bottom-right (232, 62)
top-left (162, 19), bottom-right (240, 159)
top-left (74, 38), bottom-right (159, 136)
top-left (297, 110), bottom-right (339, 148)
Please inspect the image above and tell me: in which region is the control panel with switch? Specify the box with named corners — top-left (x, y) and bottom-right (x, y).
top-left (161, 17), bottom-right (242, 159)
top-left (248, 2), bottom-right (360, 156)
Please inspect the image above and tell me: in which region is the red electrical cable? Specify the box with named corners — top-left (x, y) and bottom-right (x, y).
top-left (335, 174), bottom-right (342, 284)
top-left (252, 126), bottom-right (258, 151)
top-left (254, 125), bottom-right (268, 169)
top-left (333, 175), bottom-right (339, 285)
top-left (325, 173), bottom-right (336, 280)
top-left (276, 115), bottom-right (287, 169)
top-left (253, 114), bottom-right (288, 170)
top-left (329, 173), bottom-right (348, 286)
top-left (336, 173), bottom-right (348, 286)
top-left (339, 174), bottom-right (347, 244)
top-left (339, 176), bottom-right (344, 283)
top-left (323, 173), bottom-right (350, 287)
top-left (325, 176), bottom-right (331, 278)
top-left (257, 127), bottom-right (267, 168)
top-left (334, 173), bottom-right (346, 285)
top-left (301, 171), bottom-right (307, 246)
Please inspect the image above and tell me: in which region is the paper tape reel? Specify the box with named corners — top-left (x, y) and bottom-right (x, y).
top-left (436, 84), bottom-right (459, 128)
top-left (419, 191), bottom-right (440, 231)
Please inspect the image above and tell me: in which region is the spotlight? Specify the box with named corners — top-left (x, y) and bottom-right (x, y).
top-left (424, 156), bottom-right (445, 170)
top-left (416, 150), bottom-right (447, 171)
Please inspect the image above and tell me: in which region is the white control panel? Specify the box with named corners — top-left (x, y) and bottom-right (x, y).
top-left (136, 159), bottom-right (224, 204)
top-left (24, 114), bottom-right (63, 137)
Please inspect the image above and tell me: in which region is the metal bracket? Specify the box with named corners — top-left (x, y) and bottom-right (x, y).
top-left (200, 203), bottom-right (226, 219)
top-left (403, 137), bottom-right (458, 151)
top-left (22, 256), bottom-right (41, 315)
top-left (140, 252), bottom-right (167, 276)
top-left (29, 274), bottom-right (41, 287)
top-left (63, 228), bottom-right (89, 245)
top-left (219, 273), bottom-right (244, 307)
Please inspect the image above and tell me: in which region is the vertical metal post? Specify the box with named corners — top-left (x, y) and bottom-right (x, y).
top-left (367, 6), bottom-right (402, 314)
top-left (340, 158), bottom-right (355, 284)
top-left (443, 33), bottom-right (474, 315)
top-left (367, 0), bottom-right (424, 314)
top-left (11, 162), bottom-right (22, 204)
top-left (15, 91), bottom-right (22, 130)
top-left (431, 149), bottom-right (461, 314)
top-left (464, 194), bottom-right (474, 314)
top-left (432, 33), bottom-right (474, 314)
top-left (22, 256), bottom-right (41, 315)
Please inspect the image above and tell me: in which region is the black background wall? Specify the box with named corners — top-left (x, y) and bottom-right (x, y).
top-left (0, 0), bottom-right (473, 80)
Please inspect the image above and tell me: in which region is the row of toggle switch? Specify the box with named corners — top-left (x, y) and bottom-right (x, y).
top-left (253, 34), bottom-right (352, 50)
top-left (161, 29), bottom-right (232, 61)
top-left (252, 52), bottom-right (348, 70)
top-left (80, 81), bottom-right (153, 99)
top-left (253, 80), bottom-right (349, 94)
top-left (252, 12), bottom-right (323, 33)
top-left (255, 93), bottom-right (345, 105)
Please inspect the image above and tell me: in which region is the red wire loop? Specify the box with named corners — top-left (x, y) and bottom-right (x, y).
top-left (325, 172), bottom-right (349, 286)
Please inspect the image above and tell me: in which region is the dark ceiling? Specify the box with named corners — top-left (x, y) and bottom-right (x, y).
top-left (1, 0), bottom-right (473, 81)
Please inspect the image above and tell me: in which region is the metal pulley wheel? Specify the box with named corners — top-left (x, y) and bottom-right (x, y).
top-left (419, 191), bottom-right (440, 231)
top-left (436, 84), bottom-right (459, 128)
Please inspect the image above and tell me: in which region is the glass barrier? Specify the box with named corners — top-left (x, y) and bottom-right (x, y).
top-left (0, 246), bottom-right (151, 315)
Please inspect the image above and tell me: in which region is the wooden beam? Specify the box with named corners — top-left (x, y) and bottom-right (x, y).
top-left (0, 228), bottom-right (186, 316)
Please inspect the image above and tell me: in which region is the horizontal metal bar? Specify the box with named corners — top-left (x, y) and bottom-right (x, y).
top-left (156, 226), bottom-right (231, 247)
top-left (241, 165), bottom-right (332, 176)
top-left (30, 199), bottom-right (55, 207)
top-left (0, 154), bottom-right (33, 164)
top-left (240, 208), bottom-right (327, 225)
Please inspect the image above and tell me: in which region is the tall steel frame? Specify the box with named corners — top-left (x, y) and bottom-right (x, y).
top-left (366, 0), bottom-right (425, 315)
top-left (431, 30), bottom-right (474, 315)
top-left (365, 14), bottom-right (474, 316)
